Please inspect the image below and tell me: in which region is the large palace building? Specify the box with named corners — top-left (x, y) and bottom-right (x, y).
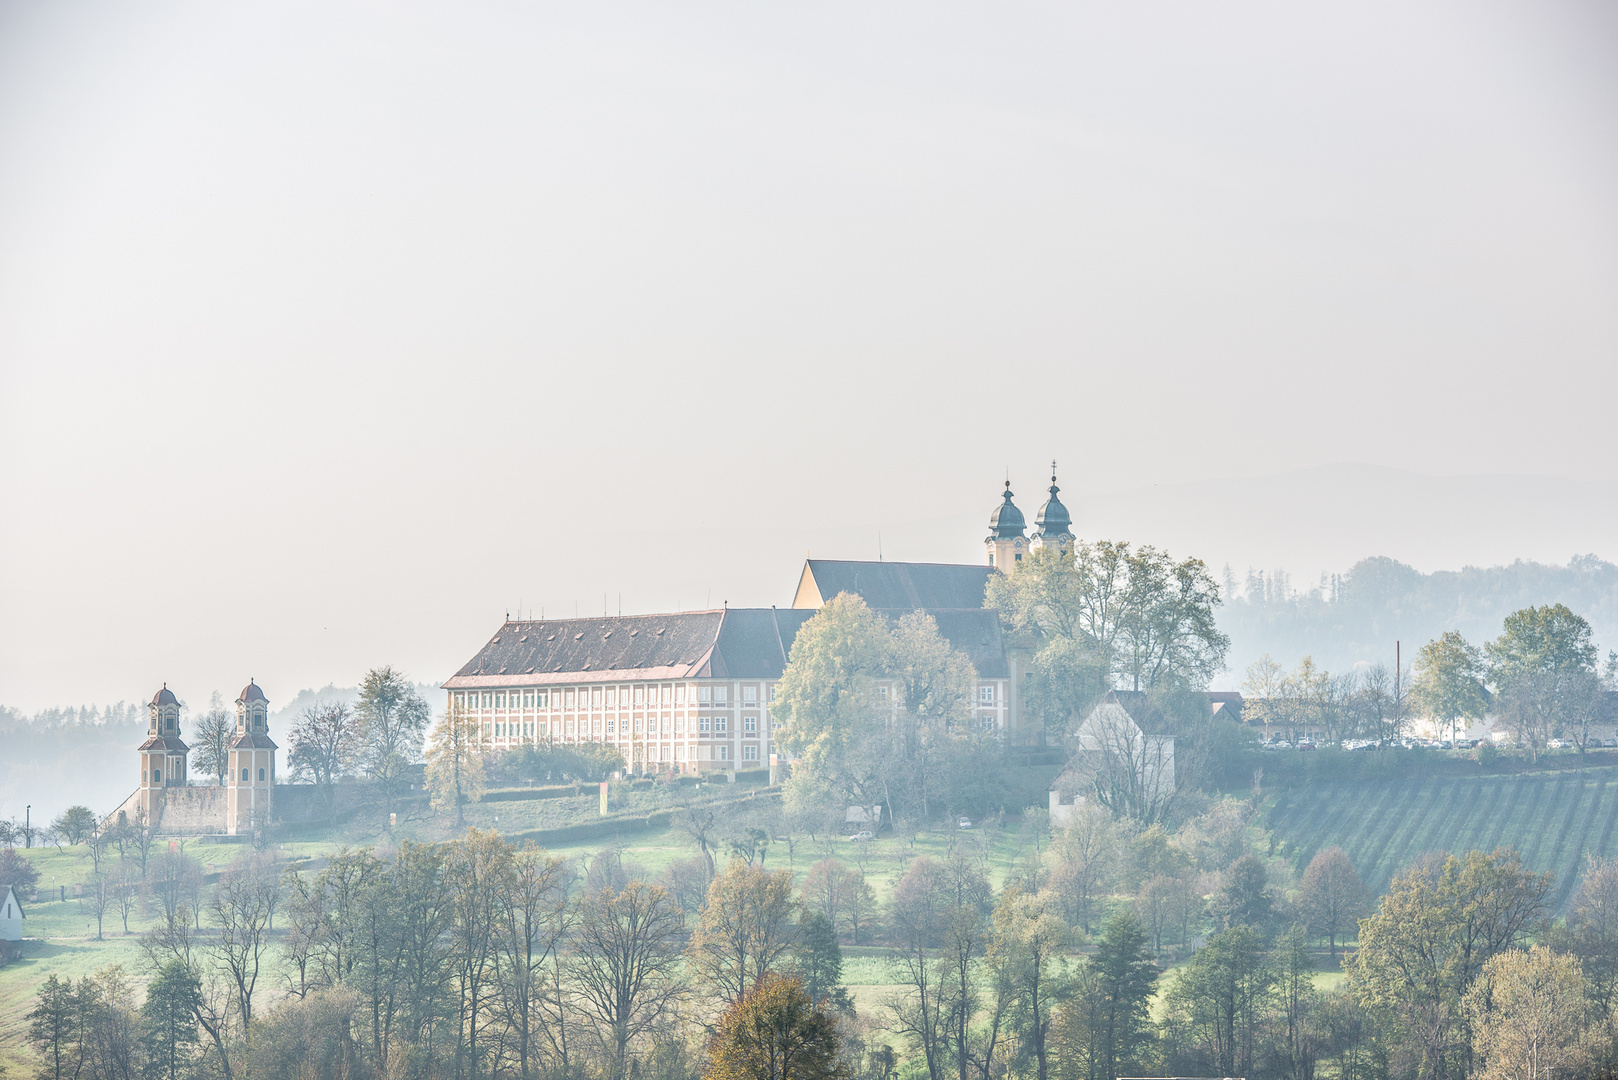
top-left (443, 473), bottom-right (1075, 773)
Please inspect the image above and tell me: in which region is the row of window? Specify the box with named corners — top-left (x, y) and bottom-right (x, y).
top-left (460, 682), bottom-right (1002, 712)
top-left (454, 683), bottom-right (776, 711)
top-left (488, 715), bottom-right (771, 737)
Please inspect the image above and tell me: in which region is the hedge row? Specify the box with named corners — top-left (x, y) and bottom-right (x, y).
top-left (482, 785), bottom-right (584, 803)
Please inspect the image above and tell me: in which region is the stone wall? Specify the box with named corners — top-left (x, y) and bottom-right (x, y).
top-left (157, 787), bottom-right (230, 835)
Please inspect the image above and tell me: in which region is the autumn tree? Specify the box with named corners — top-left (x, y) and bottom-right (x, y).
top-left (989, 887), bottom-right (1069, 1080)
top-left (427, 700), bottom-right (488, 826)
top-left (1464, 945), bottom-right (1591, 1080)
top-left (689, 860), bottom-right (801, 1007)
top-left (705, 973), bottom-right (850, 1080)
top-left (1348, 847), bottom-right (1553, 1079)
top-left (1299, 846), bottom-right (1367, 960)
top-left (1556, 855), bottom-right (1618, 1021)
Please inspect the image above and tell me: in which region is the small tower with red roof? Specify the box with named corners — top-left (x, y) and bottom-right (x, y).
top-left (226, 680), bottom-right (277, 835)
top-left (137, 685), bottom-right (188, 824)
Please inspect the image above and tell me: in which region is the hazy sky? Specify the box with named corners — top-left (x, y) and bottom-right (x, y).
top-left (2, 1), bottom-right (1616, 712)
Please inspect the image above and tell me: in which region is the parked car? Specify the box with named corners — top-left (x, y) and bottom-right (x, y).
top-left (848, 830), bottom-right (874, 842)
top-left (1548, 739), bottom-right (1568, 750)
top-left (1297, 740), bottom-right (1316, 751)
top-left (956, 816), bottom-right (973, 830)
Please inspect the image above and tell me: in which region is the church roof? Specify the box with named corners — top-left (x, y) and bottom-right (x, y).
top-left (238, 680), bottom-right (267, 703)
top-left (886, 609), bottom-right (1009, 678)
top-left (444, 608), bottom-right (818, 689)
top-left (793, 560), bottom-right (995, 611)
top-left (1033, 470), bottom-right (1072, 538)
top-left (987, 482), bottom-right (1027, 540)
top-left (151, 685), bottom-right (178, 707)
top-left (138, 735), bottom-right (189, 754)
top-left (229, 732), bottom-right (278, 750)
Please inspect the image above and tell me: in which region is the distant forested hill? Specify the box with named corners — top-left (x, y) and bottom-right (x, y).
top-left (1217, 553), bottom-right (1618, 679)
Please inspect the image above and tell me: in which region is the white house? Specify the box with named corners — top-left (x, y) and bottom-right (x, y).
top-left (0, 886), bottom-right (25, 942)
top-left (1050, 691), bottom-right (1178, 825)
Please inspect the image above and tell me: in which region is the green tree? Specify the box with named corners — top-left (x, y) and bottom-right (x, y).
top-left (1487, 605), bottom-right (1600, 762)
top-left (793, 910), bottom-right (849, 1011)
top-left (1211, 854), bottom-right (1273, 931)
top-left (1165, 925), bottom-right (1272, 1079)
top-left (773, 593), bottom-right (889, 805)
top-left (26, 974), bottom-right (82, 1080)
top-left (704, 973), bottom-right (849, 1080)
top-left (1411, 632), bottom-right (1488, 745)
top-left (986, 542), bottom-right (1229, 733)
top-left (140, 960), bottom-right (203, 1080)
top-left (0, 844), bottom-right (41, 899)
top-left (355, 665), bottom-right (432, 816)
top-left (1057, 913), bottom-right (1158, 1080)
top-left (51, 805), bottom-right (97, 846)
top-left (426, 700), bottom-right (488, 826)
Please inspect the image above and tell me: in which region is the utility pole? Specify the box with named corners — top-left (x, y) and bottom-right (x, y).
top-left (1394, 640), bottom-right (1403, 741)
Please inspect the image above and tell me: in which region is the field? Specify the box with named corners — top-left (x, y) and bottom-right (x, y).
top-left (1265, 764), bottom-right (1618, 909)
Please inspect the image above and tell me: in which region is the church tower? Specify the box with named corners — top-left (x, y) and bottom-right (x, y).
top-left (1030, 462), bottom-right (1075, 555)
top-left (137, 685), bottom-right (188, 824)
top-left (226, 680), bottom-right (277, 835)
top-left (985, 481), bottom-right (1027, 570)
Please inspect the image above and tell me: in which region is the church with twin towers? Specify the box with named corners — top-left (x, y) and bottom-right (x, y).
top-left (122, 469), bottom-right (1074, 833)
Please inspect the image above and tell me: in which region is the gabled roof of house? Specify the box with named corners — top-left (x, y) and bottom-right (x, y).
top-left (793, 559), bottom-right (996, 611)
top-left (2, 885), bottom-right (24, 920)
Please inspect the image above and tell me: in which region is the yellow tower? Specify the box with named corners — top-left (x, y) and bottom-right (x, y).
top-left (985, 481), bottom-right (1027, 570)
top-left (137, 685), bottom-right (188, 824)
top-left (226, 680), bottom-right (277, 835)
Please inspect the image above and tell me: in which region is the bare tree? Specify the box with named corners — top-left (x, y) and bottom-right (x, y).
top-left (495, 843), bottom-right (569, 1080)
top-left (212, 860), bottom-right (280, 1032)
top-left (289, 700), bottom-right (361, 821)
top-left (569, 880), bottom-right (687, 1077)
top-left (80, 871), bottom-right (112, 940)
top-left (193, 701), bottom-right (235, 786)
top-left (1299, 846), bottom-right (1367, 960)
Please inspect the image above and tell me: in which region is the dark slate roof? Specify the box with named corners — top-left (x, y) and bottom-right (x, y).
top-left (238, 681), bottom-right (267, 703)
top-left (445, 609), bottom-right (817, 689)
top-left (138, 735), bottom-right (189, 754)
top-left (1033, 474), bottom-right (1072, 538)
top-left (875, 609), bottom-right (1009, 679)
top-left (228, 732), bottom-right (278, 750)
top-left (804, 560), bottom-right (995, 611)
top-left (151, 686), bottom-right (178, 707)
top-left (446, 605), bottom-right (1007, 688)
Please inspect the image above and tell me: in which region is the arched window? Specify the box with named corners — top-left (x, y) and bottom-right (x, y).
top-left (153, 768), bottom-right (161, 784)
top-left (258, 768), bottom-right (265, 782)
top-left (242, 768), bottom-right (249, 782)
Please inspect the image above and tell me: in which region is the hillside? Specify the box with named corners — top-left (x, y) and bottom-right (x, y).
top-left (1265, 766), bottom-right (1618, 912)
